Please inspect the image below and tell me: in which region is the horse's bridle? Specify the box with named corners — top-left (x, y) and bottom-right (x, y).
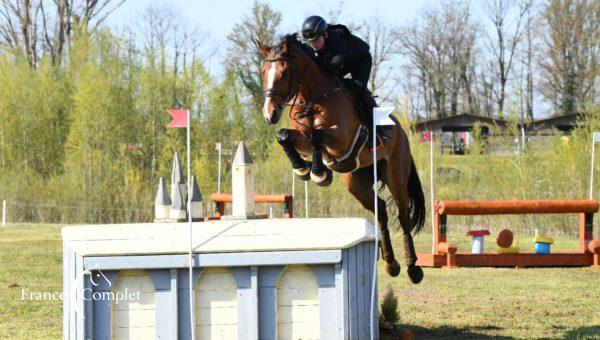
top-left (263, 53), bottom-right (311, 113)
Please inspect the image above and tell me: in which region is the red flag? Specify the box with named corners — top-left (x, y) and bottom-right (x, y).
top-left (215, 142), bottom-right (222, 151)
top-left (166, 109), bottom-right (189, 128)
top-left (419, 131), bottom-right (432, 142)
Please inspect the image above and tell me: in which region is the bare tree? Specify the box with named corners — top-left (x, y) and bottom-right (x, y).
top-left (538, 0), bottom-right (600, 114)
top-left (484, 0), bottom-right (533, 115)
top-left (359, 14), bottom-right (402, 102)
top-left (0, 0), bottom-right (126, 66)
top-left (321, 1), bottom-right (362, 32)
top-left (524, 2), bottom-right (534, 120)
top-left (0, 0), bottom-right (41, 65)
top-left (137, 4), bottom-right (174, 63)
top-left (400, 1), bottom-right (479, 118)
top-left (443, 3), bottom-right (478, 115)
top-left (136, 4), bottom-right (210, 75)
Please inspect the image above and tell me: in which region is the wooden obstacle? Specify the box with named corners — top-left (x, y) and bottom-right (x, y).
top-left (209, 193), bottom-right (294, 219)
top-left (417, 200), bottom-right (600, 268)
top-left (62, 218), bottom-right (379, 339)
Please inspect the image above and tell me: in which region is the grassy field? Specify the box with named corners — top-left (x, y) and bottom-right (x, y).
top-left (0, 223), bottom-right (599, 339)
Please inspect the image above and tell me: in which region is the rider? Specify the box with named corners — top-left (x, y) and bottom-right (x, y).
top-left (301, 15), bottom-right (381, 141)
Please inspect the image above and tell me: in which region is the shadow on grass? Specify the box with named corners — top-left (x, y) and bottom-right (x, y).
top-left (563, 326), bottom-right (600, 339)
top-left (405, 324), bottom-right (515, 339)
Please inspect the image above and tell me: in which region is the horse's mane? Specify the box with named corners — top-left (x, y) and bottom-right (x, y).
top-left (271, 33), bottom-right (312, 59)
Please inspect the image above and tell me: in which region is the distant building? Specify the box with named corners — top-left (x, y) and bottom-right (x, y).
top-left (413, 112), bottom-right (588, 155)
top-left (414, 113), bottom-right (511, 154)
top-left (527, 112), bottom-right (587, 134)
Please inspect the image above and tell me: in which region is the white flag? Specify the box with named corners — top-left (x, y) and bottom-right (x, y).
top-left (594, 132), bottom-right (600, 143)
top-left (373, 107), bottom-right (395, 126)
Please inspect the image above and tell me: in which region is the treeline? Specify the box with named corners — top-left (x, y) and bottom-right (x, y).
top-left (0, 1), bottom-right (283, 223)
top-left (0, 0), bottom-right (598, 224)
top-left (397, 0), bottom-right (600, 119)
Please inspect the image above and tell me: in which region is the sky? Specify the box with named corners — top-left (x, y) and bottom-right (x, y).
top-left (108, 0), bottom-right (437, 51)
top-left (109, 1), bottom-right (435, 37)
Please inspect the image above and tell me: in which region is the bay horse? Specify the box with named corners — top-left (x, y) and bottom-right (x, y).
top-left (257, 34), bottom-right (425, 283)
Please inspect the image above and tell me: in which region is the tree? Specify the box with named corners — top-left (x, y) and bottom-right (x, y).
top-left (227, 0), bottom-right (281, 111)
top-left (0, 0), bottom-right (126, 66)
top-left (538, 0), bottom-right (600, 114)
top-left (359, 14), bottom-right (402, 102)
top-left (443, 3), bottom-right (478, 115)
top-left (63, 31), bottom-right (137, 222)
top-left (399, 1), bottom-right (479, 118)
top-left (521, 2), bottom-right (535, 121)
top-left (484, 0), bottom-right (533, 115)
top-left (133, 4), bottom-right (210, 176)
top-left (226, 1), bottom-right (282, 161)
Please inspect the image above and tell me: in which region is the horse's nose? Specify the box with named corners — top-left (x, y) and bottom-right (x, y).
top-left (264, 107), bottom-right (281, 125)
top-left (263, 98), bottom-right (276, 124)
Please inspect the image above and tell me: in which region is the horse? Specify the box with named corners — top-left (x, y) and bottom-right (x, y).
top-left (257, 34), bottom-right (426, 283)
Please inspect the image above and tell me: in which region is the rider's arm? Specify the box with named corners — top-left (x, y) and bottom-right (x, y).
top-left (315, 37), bottom-right (349, 76)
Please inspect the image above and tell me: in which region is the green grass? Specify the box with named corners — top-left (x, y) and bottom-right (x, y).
top-left (383, 231), bottom-right (600, 339)
top-left (0, 223), bottom-right (599, 339)
top-left (0, 224), bottom-right (63, 339)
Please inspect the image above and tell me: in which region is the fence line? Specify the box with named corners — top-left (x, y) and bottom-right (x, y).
top-left (8, 201), bottom-right (152, 212)
top-left (0, 199), bottom-right (154, 225)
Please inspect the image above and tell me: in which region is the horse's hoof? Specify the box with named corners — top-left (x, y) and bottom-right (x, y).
top-left (294, 162), bottom-right (312, 181)
top-left (407, 264), bottom-right (424, 284)
top-left (384, 260), bottom-right (401, 277)
top-left (312, 168), bottom-right (333, 187)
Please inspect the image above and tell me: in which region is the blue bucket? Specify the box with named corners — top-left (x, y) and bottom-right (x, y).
top-left (535, 242), bottom-right (551, 254)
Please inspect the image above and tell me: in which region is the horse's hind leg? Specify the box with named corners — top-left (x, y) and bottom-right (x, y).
top-left (385, 156), bottom-right (424, 284)
top-left (344, 165), bottom-right (400, 277)
top-left (277, 128), bottom-right (312, 180)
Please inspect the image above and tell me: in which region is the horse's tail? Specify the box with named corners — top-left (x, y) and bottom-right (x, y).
top-left (408, 156), bottom-right (426, 234)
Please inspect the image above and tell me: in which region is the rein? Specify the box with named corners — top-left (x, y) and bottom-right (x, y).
top-left (263, 54), bottom-right (310, 115)
top-left (263, 52), bottom-right (344, 125)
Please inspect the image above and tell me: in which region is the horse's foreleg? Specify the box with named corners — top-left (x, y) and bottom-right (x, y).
top-left (277, 128), bottom-right (311, 180)
top-left (309, 130), bottom-right (333, 186)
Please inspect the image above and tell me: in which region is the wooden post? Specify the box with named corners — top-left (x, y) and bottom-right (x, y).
top-left (433, 202), bottom-right (446, 255)
top-left (446, 252), bottom-right (457, 269)
top-left (214, 202), bottom-right (225, 218)
top-left (284, 196), bottom-right (294, 218)
top-left (579, 212), bottom-right (594, 253)
top-left (437, 242), bottom-right (457, 268)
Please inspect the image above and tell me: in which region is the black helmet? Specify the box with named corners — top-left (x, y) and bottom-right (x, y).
top-left (302, 15), bottom-right (327, 41)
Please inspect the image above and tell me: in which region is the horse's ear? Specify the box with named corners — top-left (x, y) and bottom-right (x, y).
top-left (256, 39), bottom-right (271, 56)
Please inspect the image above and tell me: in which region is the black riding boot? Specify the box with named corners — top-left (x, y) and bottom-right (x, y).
top-left (359, 88), bottom-right (386, 147)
